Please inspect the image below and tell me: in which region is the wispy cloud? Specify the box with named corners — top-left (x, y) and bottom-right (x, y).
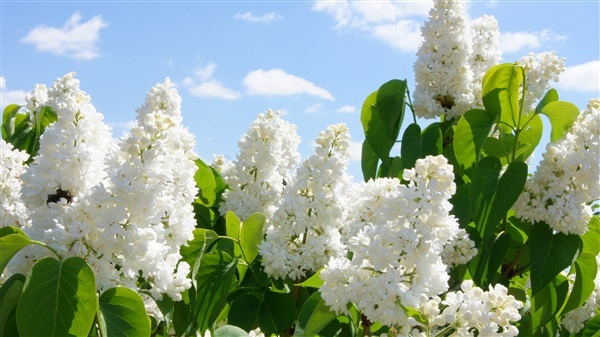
top-left (0, 76), bottom-right (27, 109)
top-left (312, 0), bottom-right (431, 52)
top-left (558, 60), bottom-right (600, 93)
top-left (336, 105), bottom-right (356, 114)
top-left (243, 69), bottom-right (335, 101)
top-left (234, 11), bottom-right (283, 24)
top-left (304, 103), bottom-right (322, 114)
top-left (21, 12), bottom-right (107, 60)
top-left (182, 62), bottom-right (241, 100)
top-left (499, 29), bottom-right (567, 54)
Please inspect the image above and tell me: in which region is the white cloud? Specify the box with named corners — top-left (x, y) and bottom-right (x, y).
top-left (337, 105), bottom-right (356, 114)
top-left (1, 77), bottom-right (27, 109)
top-left (182, 62), bottom-right (241, 100)
top-left (304, 103), bottom-right (322, 114)
top-left (558, 60), bottom-right (600, 92)
top-left (234, 12), bottom-right (283, 24)
top-left (21, 12), bottom-right (107, 60)
top-left (349, 140), bottom-right (363, 162)
top-left (499, 29), bottom-right (567, 54)
top-left (244, 69), bottom-right (335, 101)
top-left (312, 0), bottom-right (431, 52)
top-left (189, 80), bottom-right (242, 100)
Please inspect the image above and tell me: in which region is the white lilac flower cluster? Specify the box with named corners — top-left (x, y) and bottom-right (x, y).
top-left (3, 74), bottom-right (198, 306)
top-left (514, 99), bottom-right (600, 235)
top-left (413, 280), bottom-right (522, 337)
top-left (0, 140), bottom-right (30, 228)
top-left (259, 124), bottom-right (351, 281)
top-left (413, 1), bottom-right (501, 119)
top-left (561, 254), bottom-right (600, 333)
top-left (218, 109), bottom-right (300, 222)
top-left (519, 52), bottom-right (566, 113)
top-left (320, 156), bottom-right (467, 327)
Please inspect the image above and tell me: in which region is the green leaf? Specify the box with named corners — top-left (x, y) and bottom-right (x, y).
top-left (449, 184), bottom-right (472, 227)
top-left (294, 292), bottom-right (337, 337)
top-left (472, 231), bottom-right (512, 287)
top-left (375, 79), bottom-right (406, 141)
top-left (581, 315), bottom-right (600, 337)
top-left (195, 251), bottom-right (238, 334)
top-left (388, 156), bottom-right (403, 179)
top-left (535, 89), bottom-right (559, 115)
top-left (401, 123), bottom-right (442, 170)
top-left (294, 269), bottom-right (324, 288)
top-left (0, 273), bottom-right (25, 337)
top-left (228, 293), bottom-right (261, 332)
top-left (2, 104), bottom-right (22, 140)
top-left (0, 233), bottom-right (35, 275)
top-left (539, 101), bottom-right (580, 142)
top-left (181, 228), bottom-right (219, 288)
top-left (361, 91), bottom-right (394, 162)
top-left (529, 222), bottom-right (583, 295)
top-left (240, 213), bottom-right (265, 264)
top-left (453, 109), bottom-right (498, 172)
top-left (582, 216), bottom-right (600, 256)
top-left (562, 252), bottom-right (597, 314)
top-left (99, 287), bottom-right (151, 337)
top-left (531, 275), bottom-right (569, 331)
top-left (361, 139), bottom-right (379, 182)
top-left (259, 290), bottom-right (296, 336)
top-left (470, 157), bottom-right (527, 241)
top-left (482, 63), bottom-right (523, 132)
top-left (16, 257), bottom-right (96, 337)
top-left (226, 211), bottom-right (242, 240)
top-left (214, 325), bottom-right (251, 337)
top-left (195, 158), bottom-right (217, 206)
top-left (514, 113), bottom-right (543, 162)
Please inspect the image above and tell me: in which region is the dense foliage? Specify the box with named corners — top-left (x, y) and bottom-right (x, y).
top-left (1, 1), bottom-right (599, 336)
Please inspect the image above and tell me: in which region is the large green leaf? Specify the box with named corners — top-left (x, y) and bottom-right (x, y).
top-left (482, 63), bottom-right (523, 132)
top-left (240, 213), bottom-right (265, 264)
top-left (294, 292), bottom-right (337, 337)
top-left (514, 113), bottom-right (543, 162)
top-left (258, 290), bottom-right (296, 336)
top-left (181, 228), bottom-right (219, 288)
top-left (361, 91), bottom-right (394, 162)
top-left (361, 139), bottom-right (379, 182)
top-left (195, 158), bottom-right (217, 206)
top-left (228, 293), bottom-right (261, 332)
top-left (581, 315), bottom-right (600, 337)
top-left (401, 123), bottom-right (442, 170)
top-left (195, 251), bottom-right (238, 333)
top-left (0, 231), bottom-right (35, 275)
top-left (99, 287), bottom-right (150, 337)
top-left (470, 157), bottom-right (527, 241)
top-left (529, 222), bottom-right (583, 295)
top-left (214, 325), bottom-right (251, 337)
top-left (3, 105), bottom-right (57, 159)
top-left (294, 269), bottom-right (324, 289)
top-left (375, 79), bottom-right (406, 140)
top-left (453, 109), bottom-right (498, 172)
top-left (582, 216), bottom-right (600, 256)
top-left (539, 101), bottom-right (580, 142)
top-left (535, 88), bottom-right (559, 115)
top-left (472, 231), bottom-right (512, 287)
top-left (531, 275), bottom-right (569, 331)
top-left (0, 273), bottom-right (25, 337)
top-left (2, 104), bottom-right (22, 140)
top-left (16, 257), bottom-right (96, 337)
top-left (561, 252), bottom-right (597, 314)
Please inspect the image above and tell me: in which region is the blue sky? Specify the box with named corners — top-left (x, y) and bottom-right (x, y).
top-left (2, 1), bottom-right (599, 180)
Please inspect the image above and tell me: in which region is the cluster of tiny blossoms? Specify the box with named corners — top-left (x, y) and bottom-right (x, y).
top-left (259, 124), bottom-right (351, 281)
top-left (514, 99), bottom-right (600, 235)
top-left (413, 0), bottom-right (501, 119)
top-left (519, 52), bottom-right (566, 112)
top-left (320, 156), bottom-right (463, 327)
top-left (413, 280), bottom-right (522, 337)
top-left (218, 109), bottom-right (300, 222)
top-left (0, 140), bottom-right (30, 228)
top-left (3, 74), bottom-right (198, 307)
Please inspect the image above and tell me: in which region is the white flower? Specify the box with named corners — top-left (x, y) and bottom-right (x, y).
top-left (470, 15), bottom-right (501, 106)
top-left (320, 155), bottom-right (460, 326)
top-left (514, 99), bottom-right (600, 235)
top-left (519, 52), bottom-right (566, 113)
top-left (0, 139), bottom-right (30, 228)
top-left (260, 123), bottom-right (351, 281)
top-left (413, 0), bottom-right (475, 119)
top-left (442, 228), bottom-right (478, 269)
top-left (219, 109), bottom-right (300, 222)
